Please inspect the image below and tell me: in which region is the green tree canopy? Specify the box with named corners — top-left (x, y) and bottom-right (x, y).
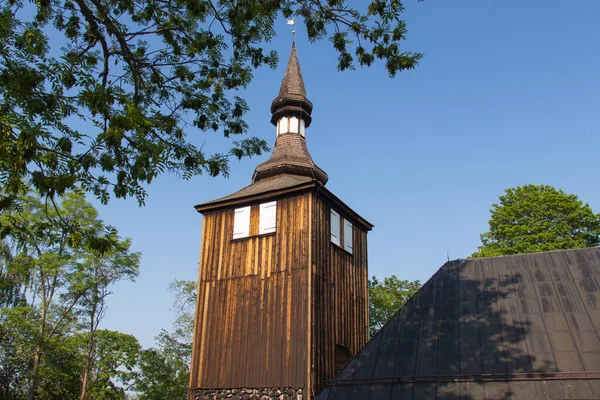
top-left (80, 330), bottom-right (140, 400)
top-left (472, 184), bottom-right (600, 258)
top-left (132, 330), bottom-right (191, 400)
top-left (0, 189), bottom-right (140, 400)
top-left (368, 275), bottom-right (420, 337)
top-left (0, 0), bottom-right (422, 212)
top-left (131, 280), bottom-right (195, 400)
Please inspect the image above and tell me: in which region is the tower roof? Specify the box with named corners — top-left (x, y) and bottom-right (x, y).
top-left (252, 132), bottom-right (328, 184)
top-left (270, 42), bottom-right (313, 127)
top-left (253, 44), bottom-right (328, 185)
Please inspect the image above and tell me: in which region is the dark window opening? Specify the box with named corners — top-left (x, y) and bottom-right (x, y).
top-left (335, 344), bottom-right (352, 374)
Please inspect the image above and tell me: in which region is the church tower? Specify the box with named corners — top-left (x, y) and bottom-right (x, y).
top-left (189, 44), bottom-right (373, 400)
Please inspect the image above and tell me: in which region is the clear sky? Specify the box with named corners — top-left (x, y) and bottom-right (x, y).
top-left (92, 0), bottom-right (600, 348)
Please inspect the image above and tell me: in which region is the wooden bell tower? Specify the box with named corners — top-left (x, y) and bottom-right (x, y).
top-left (189, 43), bottom-right (373, 400)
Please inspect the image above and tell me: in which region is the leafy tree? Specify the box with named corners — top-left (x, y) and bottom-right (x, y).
top-left (77, 240), bottom-right (140, 400)
top-left (34, 334), bottom-right (82, 400)
top-left (168, 279), bottom-right (196, 341)
top-left (472, 184), bottom-right (600, 258)
top-left (0, 306), bottom-right (37, 399)
top-left (0, 192), bottom-right (98, 400)
top-left (77, 330), bottom-right (140, 400)
top-left (132, 330), bottom-right (191, 400)
top-left (0, 232), bottom-right (27, 309)
top-left (0, 305), bottom-right (82, 400)
top-left (131, 280), bottom-right (195, 400)
top-left (0, 317), bottom-right (141, 400)
top-left (0, 0), bottom-right (422, 213)
top-left (0, 190), bottom-right (139, 400)
top-left (368, 275), bottom-right (420, 337)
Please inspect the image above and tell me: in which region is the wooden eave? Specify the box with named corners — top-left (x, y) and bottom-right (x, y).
top-left (315, 185), bottom-right (374, 232)
top-left (194, 181), bottom-right (316, 214)
top-left (194, 181), bottom-right (374, 232)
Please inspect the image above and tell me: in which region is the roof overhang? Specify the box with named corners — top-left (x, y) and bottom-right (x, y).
top-left (194, 180), bottom-right (316, 214)
top-left (316, 186), bottom-right (374, 232)
top-left (194, 179), bottom-right (374, 232)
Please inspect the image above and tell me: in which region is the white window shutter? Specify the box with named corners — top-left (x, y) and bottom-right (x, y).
top-left (344, 219), bottom-right (353, 254)
top-left (330, 210), bottom-right (340, 246)
top-left (233, 206), bottom-right (251, 239)
top-left (259, 201), bottom-right (277, 234)
top-left (289, 117), bottom-right (299, 133)
top-left (280, 117), bottom-right (289, 134)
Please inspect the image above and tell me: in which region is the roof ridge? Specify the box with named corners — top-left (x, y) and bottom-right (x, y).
top-left (465, 246), bottom-right (600, 261)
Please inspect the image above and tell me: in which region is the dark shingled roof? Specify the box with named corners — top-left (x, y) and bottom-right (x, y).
top-left (195, 174), bottom-right (314, 209)
top-left (270, 42), bottom-right (313, 127)
top-left (196, 43), bottom-right (328, 210)
top-left (317, 247), bottom-right (600, 400)
top-left (252, 133), bottom-right (328, 184)
top-left (252, 43), bottom-right (327, 185)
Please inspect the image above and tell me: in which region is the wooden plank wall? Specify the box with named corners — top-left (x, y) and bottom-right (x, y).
top-left (190, 193), bottom-right (311, 390)
top-left (311, 195), bottom-right (370, 396)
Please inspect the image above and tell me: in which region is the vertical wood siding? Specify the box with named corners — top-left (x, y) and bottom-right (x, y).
top-left (311, 196), bottom-right (370, 396)
top-left (190, 190), bottom-right (370, 399)
top-left (190, 193), bottom-right (311, 390)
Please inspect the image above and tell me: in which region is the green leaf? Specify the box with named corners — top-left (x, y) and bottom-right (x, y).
top-left (472, 185), bottom-right (600, 258)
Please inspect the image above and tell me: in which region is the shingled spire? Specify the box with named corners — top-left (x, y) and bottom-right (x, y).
top-left (270, 41), bottom-right (313, 127)
top-left (252, 43), bottom-right (328, 185)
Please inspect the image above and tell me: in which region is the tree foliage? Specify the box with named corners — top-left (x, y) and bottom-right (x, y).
top-left (0, 0), bottom-right (423, 212)
top-left (472, 185), bottom-right (600, 258)
top-left (168, 279), bottom-right (196, 341)
top-left (0, 189), bottom-right (140, 400)
top-left (368, 275), bottom-right (420, 337)
top-left (77, 238), bottom-right (140, 400)
top-left (79, 330), bottom-right (140, 400)
top-left (132, 330), bottom-right (191, 400)
top-left (131, 280), bottom-right (195, 400)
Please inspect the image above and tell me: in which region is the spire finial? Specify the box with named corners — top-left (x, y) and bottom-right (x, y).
top-left (286, 18), bottom-right (296, 42)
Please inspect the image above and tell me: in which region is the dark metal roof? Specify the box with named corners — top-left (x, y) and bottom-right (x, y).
top-left (317, 247), bottom-right (600, 400)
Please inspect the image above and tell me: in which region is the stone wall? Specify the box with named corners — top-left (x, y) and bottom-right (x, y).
top-left (195, 388), bottom-right (303, 400)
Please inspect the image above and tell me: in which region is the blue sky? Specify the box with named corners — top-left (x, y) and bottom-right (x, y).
top-left (92, 0), bottom-right (600, 348)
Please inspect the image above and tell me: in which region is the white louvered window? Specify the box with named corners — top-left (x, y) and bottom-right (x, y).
top-left (299, 119), bottom-right (306, 137)
top-left (232, 206), bottom-right (251, 239)
top-left (259, 201), bottom-right (277, 234)
top-left (344, 219), bottom-right (353, 254)
top-left (330, 210), bottom-right (340, 246)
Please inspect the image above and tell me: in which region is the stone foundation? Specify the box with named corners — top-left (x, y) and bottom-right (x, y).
top-left (195, 388), bottom-right (302, 400)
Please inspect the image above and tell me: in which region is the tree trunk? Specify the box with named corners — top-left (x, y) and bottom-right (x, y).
top-left (80, 333), bottom-right (94, 400)
top-left (29, 271), bottom-right (48, 400)
top-left (80, 280), bottom-right (99, 400)
top-left (79, 368), bottom-right (89, 400)
top-left (28, 346), bottom-right (42, 400)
